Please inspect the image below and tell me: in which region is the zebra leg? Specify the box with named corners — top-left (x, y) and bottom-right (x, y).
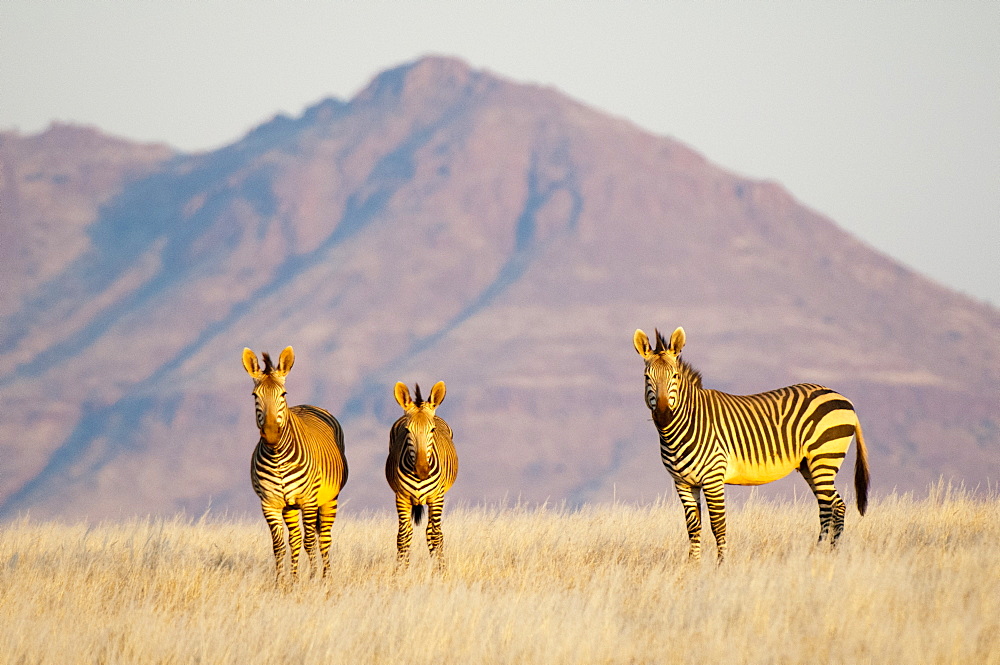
top-left (282, 506), bottom-right (303, 578)
top-left (829, 492), bottom-right (847, 542)
top-left (262, 506), bottom-right (287, 579)
top-left (801, 457), bottom-right (846, 544)
top-left (395, 493), bottom-right (414, 566)
top-left (317, 500), bottom-right (338, 577)
top-left (799, 459), bottom-right (827, 541)
top-left (426, 497), bottom-right (446, 565)
top-left (301, 504), bottom-right (320, 578)
top-left (702, 478), bottom-right (728, 562)
top-left (674, 481), bottom-right (703, 561)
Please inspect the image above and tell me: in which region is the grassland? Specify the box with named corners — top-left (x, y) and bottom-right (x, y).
top-left (2, 484), bottom-right (997, 664)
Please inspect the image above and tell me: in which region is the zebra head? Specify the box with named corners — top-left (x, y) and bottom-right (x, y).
top-left (242, 346), bottom-right (295, 446)
top-left (633, 327), bottom-right (686, 416)
top-left (394, 381), bottom-right (447, 481)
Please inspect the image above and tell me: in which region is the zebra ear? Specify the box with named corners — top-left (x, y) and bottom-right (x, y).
top-left (633, 330), bottom-right (652, 357)
top-left (428, 381), bottom-right (447, 408)
top-left (276, 346), bottom-right (295, 375)
top-left (394, 382), bottom-right (413, 410)
top-left (668, 327), bottom-right (686, 354)
top-left (242, 348), bottom-right (262, 378)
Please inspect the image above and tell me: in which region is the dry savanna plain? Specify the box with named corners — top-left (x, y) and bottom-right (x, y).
top-left (2, 483), bottom-right (998, 664)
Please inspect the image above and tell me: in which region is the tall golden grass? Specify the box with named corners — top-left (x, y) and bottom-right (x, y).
top-left (2, 484), bottom-right (997, 664)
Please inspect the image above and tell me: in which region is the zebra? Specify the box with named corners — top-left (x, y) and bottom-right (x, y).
top-left (634, 327), bottom-right (870, 562)
top-left (386, 381), bottom-right (459, 566)
top-left (242, 346), bottom-right (348, 579)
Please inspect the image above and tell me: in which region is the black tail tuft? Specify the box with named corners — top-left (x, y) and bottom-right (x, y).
top-left (854, 422), bottom-right (870, 516)
top-left (412, 504), bottom-right (425, 526)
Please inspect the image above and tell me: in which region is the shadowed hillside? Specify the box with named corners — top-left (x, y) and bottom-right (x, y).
top-left (1, 56), bottom-right (998, 519)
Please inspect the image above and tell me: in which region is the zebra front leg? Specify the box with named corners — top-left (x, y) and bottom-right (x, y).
top-left (702, 478), bottom-right (728, 562)
top-left (282, 506), bottom-right (304, 578)
top-left (317, 500), bottom-right (338, 577)
top-left (395, 493), bottom-right (414, 566)
top-left (674, 482), bottom-right (703, 562)
top-left (426, 497), bottom-right (446, 569)
top-left (262, 506), bottom-right (287, 579)
top-left (301, 504), bottom-right (320, 578)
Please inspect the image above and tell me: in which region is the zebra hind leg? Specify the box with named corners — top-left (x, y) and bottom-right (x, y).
top-left (801, 457), bottom-right (848, 545)
top-left (814, 492), bottom-right (847, 545)
top-left (829, 492), bottom-right (847, 543)
top-left (674, 482), bottom-right (703, 562)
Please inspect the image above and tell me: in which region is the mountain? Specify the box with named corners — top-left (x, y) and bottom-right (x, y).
top-left (1, 56), bottom-right (998, 521)
top-left (0, 124), bottom-right (174, 319)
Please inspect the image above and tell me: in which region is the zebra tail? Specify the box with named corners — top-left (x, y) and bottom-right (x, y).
top-left (854, 421), bottom-right (870, 516)
top-left (412, 504), bottom-right (425, 526)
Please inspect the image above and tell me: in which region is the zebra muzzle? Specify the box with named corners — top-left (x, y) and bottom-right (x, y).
top-left (262, 420), bottom-right (281, 445)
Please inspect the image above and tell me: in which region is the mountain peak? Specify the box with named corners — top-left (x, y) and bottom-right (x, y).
top-left (354, 55), bottom-right (482, 107)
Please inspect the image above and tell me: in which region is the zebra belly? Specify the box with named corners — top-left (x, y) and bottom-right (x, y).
top-left (723, 457), bottom-right (798, 485)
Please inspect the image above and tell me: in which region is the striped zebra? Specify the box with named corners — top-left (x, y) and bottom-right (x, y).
top-left (242, 346), bottom-right (348, 579)
top-left (386, 381), bottom-right (459, 566)
top-left (634, 327), bottom-right (869, 562)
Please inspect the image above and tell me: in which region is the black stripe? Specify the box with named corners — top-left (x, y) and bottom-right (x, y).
top-left (806, 424), bottom-right (857, 453)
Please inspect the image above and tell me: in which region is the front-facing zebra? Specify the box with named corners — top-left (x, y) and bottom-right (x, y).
top-left (386, 381), bottom-right (458, 566)
top-left (634, 327), bottom-right (869, 561)
top-left (242, 346), bottom-right (348, 579)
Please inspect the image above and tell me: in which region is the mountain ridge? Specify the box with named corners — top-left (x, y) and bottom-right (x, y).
top-left (1, 56), bottom-right (997, 520)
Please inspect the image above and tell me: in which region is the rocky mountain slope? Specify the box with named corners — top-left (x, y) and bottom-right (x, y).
top-left (2, 57), bottom-right (997, 520)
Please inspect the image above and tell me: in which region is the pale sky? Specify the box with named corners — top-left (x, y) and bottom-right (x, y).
top-left (2, 1), bottom-right (997, 307)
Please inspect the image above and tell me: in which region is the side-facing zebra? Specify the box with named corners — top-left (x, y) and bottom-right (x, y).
top-left (386, 381), bottom-right (459, 566)
top-left (242, 346), bottom-right (348, 579)
top-left (634, 327), bottom-right (869, 561)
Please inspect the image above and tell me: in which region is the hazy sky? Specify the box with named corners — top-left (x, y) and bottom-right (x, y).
top-left (2, 1), bottom-right (997, 307)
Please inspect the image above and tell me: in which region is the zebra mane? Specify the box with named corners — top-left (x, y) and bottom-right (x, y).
top-left (655, 329), bottom-right (669, 352)
top-left (679, 358), bottom-right (703, 390)
top-left (413, 383), bottom-right (424, 406)
top-left (260, 352), bottom-right (275, 375)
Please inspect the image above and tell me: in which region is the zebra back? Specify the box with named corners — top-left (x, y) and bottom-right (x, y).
top-left (695, 384), bottom-right (859, 472)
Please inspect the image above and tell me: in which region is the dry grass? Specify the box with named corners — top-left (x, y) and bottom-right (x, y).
top-left (2, 484), bottom-right (998, 664)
